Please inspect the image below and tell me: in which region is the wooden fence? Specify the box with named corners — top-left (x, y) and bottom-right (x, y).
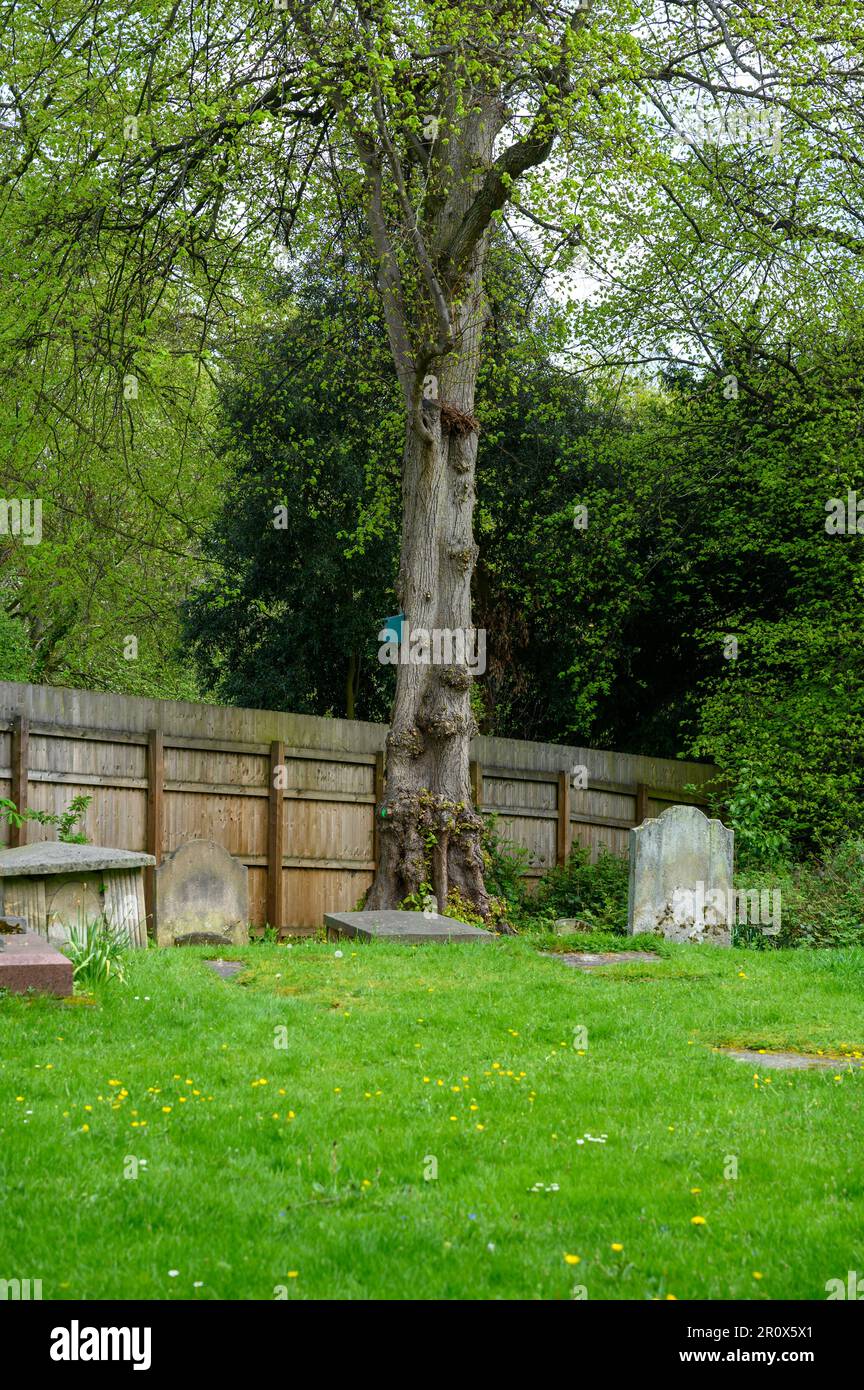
top-left (0, 681), bottom-right (717, 934)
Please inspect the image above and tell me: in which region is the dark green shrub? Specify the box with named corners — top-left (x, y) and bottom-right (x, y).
top-left (531, 845), bottom-right (630, 933)
top-left (731, 838), bottom-right (864, 949)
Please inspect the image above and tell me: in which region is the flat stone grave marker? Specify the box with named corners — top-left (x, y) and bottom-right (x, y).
top-left (324, 909), bottom-right (492, 944)
top-left (154, 839), bottom-right (248, 948)
top-left (628, 804), bottom-right (734, 946)
top-left (0, 926), bottom-right (73, 996)
top-left (718, 1047), bottom-right (863, 1072)
top-left (550, 950), bottom-right (659, 970)
top-left (205, 959), bottom-right (246, 980)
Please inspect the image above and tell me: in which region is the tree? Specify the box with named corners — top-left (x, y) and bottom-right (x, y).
top-left (2, 1), bottom-right (862, 917)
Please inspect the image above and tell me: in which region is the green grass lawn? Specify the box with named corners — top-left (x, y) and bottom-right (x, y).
top-left (2, 938), bottom-right (863, 1301)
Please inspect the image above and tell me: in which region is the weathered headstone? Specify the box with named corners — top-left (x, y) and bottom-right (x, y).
top-left (324, 909), bottom-right (492, 944)
top-left (628, 804), bottom-right (734, 946)
top-left (154, 839), bottom-right (248, 947)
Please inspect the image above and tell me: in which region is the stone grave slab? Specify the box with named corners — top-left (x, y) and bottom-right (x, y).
top-left (0, 928), bottom-right (73, 996)
top-left (154, 840), bottom-right (248, 948)
top-left (205, 959), bottom-right (246, 980)
top-left (0, 842), bottom-right (154, 948)
top-left (718, 1047), bottom-right (864, 1072)
top-left (324, 909), bottom-right (492, 944)
top-left (550, 950), bottom-right (659, 970)
top-left (628, 804), bottom-right (734, 946)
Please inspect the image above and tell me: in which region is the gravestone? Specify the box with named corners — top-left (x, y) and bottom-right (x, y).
top-left (0, 842), bottom-right (154, 948)
top-left (0, 924), bottom-right (73, 996)
top-left (628, 804), bottom-right (734, 946)
top-left (154, 839), bottom-right (248, 947)
top-left (324, 909), bottom-right (492, 944)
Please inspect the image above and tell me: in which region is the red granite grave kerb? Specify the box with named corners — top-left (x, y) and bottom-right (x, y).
top-left (0, 930), bottom-right (73, 996)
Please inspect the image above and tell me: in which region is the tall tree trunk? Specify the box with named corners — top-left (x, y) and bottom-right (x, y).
top-left (361, 81), bottom-right (512, 919)
top-left (366, 265), bottom-right (489, 917)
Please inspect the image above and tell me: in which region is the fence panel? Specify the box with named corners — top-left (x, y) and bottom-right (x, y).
top-left (0, 681), bottom-right (717, 933)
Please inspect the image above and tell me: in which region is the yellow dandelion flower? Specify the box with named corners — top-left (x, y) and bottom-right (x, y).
top-left (691, 1216), bottom-right (706, 1225)
top-left (564, 1253), bottom-right (581, 1265)
top-left (611, 1243), bottom-right (624, 1252)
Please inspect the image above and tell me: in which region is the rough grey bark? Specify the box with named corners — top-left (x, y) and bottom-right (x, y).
top-left (365, 95), bottom-right (500, 917)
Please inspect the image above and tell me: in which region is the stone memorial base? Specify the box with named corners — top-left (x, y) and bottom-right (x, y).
top-left (324, 909), bottom-right (493, 944)
top-left (0, 929), bottom-right (73, 996)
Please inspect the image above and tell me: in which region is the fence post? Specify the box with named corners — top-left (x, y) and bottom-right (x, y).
top-left (267, 740), bottom-right (285, 935)
top-left (9, 714), bottom-right (29, 847)
top-left (557, 770), bottom-right (570, 866)
top-left (372, 750), bottom-right (385, 866)
top-left (635, 782), bottom-right (649, 826)
top-left (470, 759), bottom-right (482, 811)
top-left (144, 729), bottom-right (164, 933)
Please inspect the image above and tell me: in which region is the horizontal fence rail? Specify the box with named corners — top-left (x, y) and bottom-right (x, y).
top-left (0, 682), bottom-right (717, 935)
